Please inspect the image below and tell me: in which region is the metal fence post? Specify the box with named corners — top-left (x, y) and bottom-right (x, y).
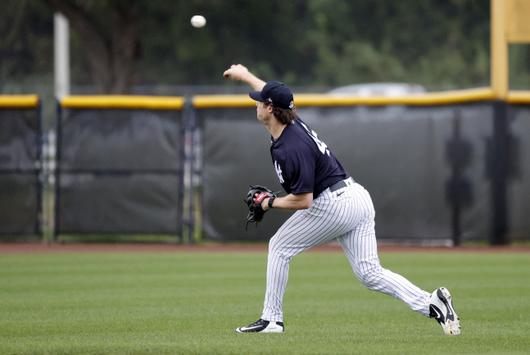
top-left (53, 99), bottom-right (62, 242)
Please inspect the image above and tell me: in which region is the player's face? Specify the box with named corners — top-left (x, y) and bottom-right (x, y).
top-left (256, 101), bottom-right (272, 122)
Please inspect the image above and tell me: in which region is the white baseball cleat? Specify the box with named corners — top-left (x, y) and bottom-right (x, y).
top-left (235, 318), bottom-right (284, 333)
top-left (429, 287), bottom-right (461, 335)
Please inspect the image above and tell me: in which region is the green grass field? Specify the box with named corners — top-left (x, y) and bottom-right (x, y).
top-left (1, 250), bottom-right (530, 354)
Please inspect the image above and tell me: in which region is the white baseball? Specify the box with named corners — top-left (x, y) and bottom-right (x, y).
top-left (190, 15), bottom-right (206, 28)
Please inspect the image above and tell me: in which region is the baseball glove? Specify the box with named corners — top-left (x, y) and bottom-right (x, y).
top-left (244, 185), bottom-right (277, 229)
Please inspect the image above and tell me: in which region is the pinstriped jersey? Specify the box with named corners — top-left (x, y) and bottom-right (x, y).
top-left (270, 118), bottom-right (348, 198)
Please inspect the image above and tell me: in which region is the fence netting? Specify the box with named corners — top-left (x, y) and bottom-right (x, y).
top-left (2, 95), bottom-right (527, 244)
top-left (509, 105), bottom-right (530, 240)
top-left (56, 108), bottom-right (183, 237)
top-left (0, 108), bottom-right (41, 237)
top-left (198, 103), bottom-right (529, 244)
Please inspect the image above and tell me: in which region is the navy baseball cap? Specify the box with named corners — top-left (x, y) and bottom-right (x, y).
top-left (249, 81), bottom-right (294, 110)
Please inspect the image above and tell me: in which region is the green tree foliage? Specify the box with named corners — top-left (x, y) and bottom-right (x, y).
top-left (509, 44), bottom-right (530, 90)
top-left (132, 0), bottom-right (313, 88)
top-left (3, 0), bottom-right (527, 93)
top-left (305, 0), bottom-right (490, 89)
top-left (0, 0), bottom-right (53, 89)
top-left (133, 0), bottom-right (492, 90)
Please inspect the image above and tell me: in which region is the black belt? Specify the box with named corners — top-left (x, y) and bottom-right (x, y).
top-left (329, 178), bottom-right (353, 192)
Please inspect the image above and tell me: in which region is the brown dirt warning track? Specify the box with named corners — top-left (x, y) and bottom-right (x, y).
top-left (0, 242), bottom-right (529, 254)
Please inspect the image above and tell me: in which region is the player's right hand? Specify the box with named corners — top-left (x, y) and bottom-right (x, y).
top-left (223, 64), bottom-right (249, 81)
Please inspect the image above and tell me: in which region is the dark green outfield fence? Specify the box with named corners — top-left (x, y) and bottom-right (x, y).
top-left (55, 97), bottom-right (186, 239)
top-left (0, 90), bottom-right (528, 245)
top-left (194, 90), bottom-right (528, 246)
top-left (0, 96), bottom-right (42, 239)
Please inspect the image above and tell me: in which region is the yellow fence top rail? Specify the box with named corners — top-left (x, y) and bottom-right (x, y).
top-left (193, 88), bottom-right (497, 108)
top-left (507, 90), bottom-right (530, 104)
top-left (298, 87), bottom-right (496, 106)
top-left (60, 96), bottom-right (185, 110)
top-left (0, 95), bottom-right (40, 108)
top-left (193, 95), bottom-right (255, 108)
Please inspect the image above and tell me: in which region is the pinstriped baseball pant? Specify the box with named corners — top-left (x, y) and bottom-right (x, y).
top-left (261, 180), bottom-right (431, 322)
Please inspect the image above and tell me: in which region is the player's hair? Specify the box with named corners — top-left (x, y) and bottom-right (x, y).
top-left (271, 106), bottom-right (296, 124)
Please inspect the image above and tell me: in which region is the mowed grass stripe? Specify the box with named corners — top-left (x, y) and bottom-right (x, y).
top-left (1, 252), bottom-right (529, 354)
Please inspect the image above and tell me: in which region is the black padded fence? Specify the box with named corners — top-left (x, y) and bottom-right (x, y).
top-left (196, 101), bottom-right (529, 245)
top-left (1, 93), bottom-right (526, 245)
top-left (197, 108), bottom-right (289, 241)
top-left (0, 102), bottom-right (42, 238)
top-left (55, 104), bottom-right (185, 240)
top-left (507, 104), bottom-right (530, 241)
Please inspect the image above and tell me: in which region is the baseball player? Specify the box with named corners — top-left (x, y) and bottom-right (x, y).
top-left (223, 64), bottom-right (461, 335)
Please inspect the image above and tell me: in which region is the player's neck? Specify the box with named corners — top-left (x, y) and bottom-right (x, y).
top-left (265, 119), bottom-right (287, 140)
